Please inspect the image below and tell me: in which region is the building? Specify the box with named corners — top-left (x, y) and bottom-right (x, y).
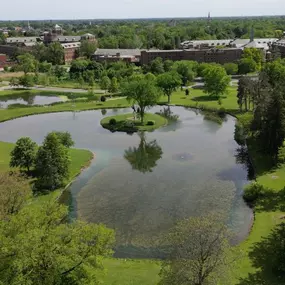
top-left (0, 54), bottom-right (7, 69)
top-left (272, 39), bottom-right (285, 58)
top-left (181, 38), bottom-right (277, 51)
top-left (93, 49), bottom-right (142, 63)
top-left (5, 37), bottom-right (39, 46)
top-left (61, 42), bottom-right (81, 63)
top-left (140, 48), bottom-right (243, 65)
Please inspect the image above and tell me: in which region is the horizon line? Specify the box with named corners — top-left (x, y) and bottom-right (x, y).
top-left (1, 14), bottom-right (285, 22)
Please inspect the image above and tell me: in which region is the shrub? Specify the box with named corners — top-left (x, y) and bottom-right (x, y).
top-left (203, 113), bottom-right (223, 125)
top-left (147, 120), bottom-right (155, 126)
top-left (218, 107), bottom-right (226, 118)
top-left (109, 118), bottom-right (117, 125)
top-left (100, 96), bottom-right (106, 102)
top-left (243, 183), bottom-right (267, 204)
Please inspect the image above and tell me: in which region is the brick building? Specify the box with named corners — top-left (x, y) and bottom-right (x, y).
top-left (93, 49), bottom-right (141, 63)
top-left (0, 54), bottom-right (7, 69)
top-left (140, 48), bottom-right (243, 65)
top-left (61, 42), bottom-right (81, 63)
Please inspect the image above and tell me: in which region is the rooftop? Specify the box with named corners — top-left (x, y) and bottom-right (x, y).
top-left (94, 49), bottom-right (142, 57)
top-left (6, 37), bottom-right (39, 43)
top-left (52, 36), bottom-right (81, 43)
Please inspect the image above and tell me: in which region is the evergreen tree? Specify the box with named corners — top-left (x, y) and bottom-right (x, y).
top-left (35, 133), bottom-right (70, 191)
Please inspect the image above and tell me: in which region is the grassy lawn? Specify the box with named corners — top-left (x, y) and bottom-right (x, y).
top-left (0, 96), bottom-right (129, 122)
top-left (99, 259), bottom-right (161, 285)
top-left (101, 113), bottom-right (168, 132)
top-left (162, 87), bottom-right (239, 111)
top-left (0, 89), bottom-right (86, 97)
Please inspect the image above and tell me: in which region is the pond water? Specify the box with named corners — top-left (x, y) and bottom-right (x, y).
top-left (0, 106), bottom-right (253, 258)
top-left (0, 94), bottom-right (66, 109)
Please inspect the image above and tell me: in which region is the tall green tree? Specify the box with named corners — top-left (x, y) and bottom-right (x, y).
top-left (173, 61), bottom-right (197, 86)
top-left (80, 40), bottom-right (97, 59)
top-left (0, 200), bottom-right (115, 285)
top-left (100, 75), bottom-right (111, 93)
top-left (108, 77), bottom-right (119, 93)
top-left (53, 131), bottom-right (74, 148)
top-left (122, 76), bottom-right (161, 123)
top-left (35, 132), bottom-right (70, 190)
top-left (46, 42), bottom-right (65, 65)
top-left (10, 137), bottom-right (37, 172)
top-left (259, 85), bottom-right (285, 159)
top-left (17, 53), bottom-right (37, 74)
top-left (203, 65), bottom-right (230, 97)
top-left (157, 71), bottom-right (182, 104)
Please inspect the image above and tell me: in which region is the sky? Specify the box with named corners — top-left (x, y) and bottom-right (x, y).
top-left (1, 0), bottom-right (285, 20)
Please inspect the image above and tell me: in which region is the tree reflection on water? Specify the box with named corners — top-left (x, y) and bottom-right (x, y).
top-left (124, 132), bottom-right (163, 173)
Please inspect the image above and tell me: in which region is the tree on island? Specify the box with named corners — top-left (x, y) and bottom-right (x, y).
top-left (121, 76), bottom-right (161, 123)
top-left (10, 137), bottom-right (37, 172)
top-left (124, 132), bottom-right (163, 173)
top-left (157, 71), bottom-right (182, 104)
top-left (35, 132), bottom-right (70, 191)
top-left (159, 215), bottom-right (233, 285)
top-left (203, 65), bottom-right (230, 97)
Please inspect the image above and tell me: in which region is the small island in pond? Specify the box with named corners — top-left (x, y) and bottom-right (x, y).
top-left (100, 113), bottom-right (168, 132)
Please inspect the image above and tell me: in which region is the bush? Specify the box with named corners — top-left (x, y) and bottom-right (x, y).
top-left (243, 183), bottom-right (267, 204)
top-left (100, 96), bottom-right (106, 102)
top-left (203, 113), bottom-right (223, 125)
top-left (109, 118), bottom-right (117, 125)
top-left (147, 120), bottom-right (155, 126)
top-left (218, 107), bottom-right (226, 118)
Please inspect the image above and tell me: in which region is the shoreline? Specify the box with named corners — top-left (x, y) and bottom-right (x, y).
top-left (57, 150), bottom-right (95, 201)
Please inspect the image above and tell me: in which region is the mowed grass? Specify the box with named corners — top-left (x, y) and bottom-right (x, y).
top-left (0, 141), bottom-right (14, 172)
top-left (0, 96), bottom-right (129, 122)
top-left (98, 259), bottom-right (161, 285)
top-left (101, 113), bottom-right (167, 132)
top-left (160, 87), bottom-right (239, 111)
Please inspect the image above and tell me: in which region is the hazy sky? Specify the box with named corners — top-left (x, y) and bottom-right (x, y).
top-left (2, 0), bottom-right (285, 20)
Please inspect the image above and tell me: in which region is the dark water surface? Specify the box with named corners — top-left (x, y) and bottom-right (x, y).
top-left (0, 94), bottom-right (65, 109)
top-left (0, 106), bottom-right (253, 258)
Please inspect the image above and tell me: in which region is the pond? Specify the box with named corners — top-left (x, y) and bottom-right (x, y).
top-left (0, 94), bottom-right (67, 109)
top-left (0, 106), bottom-right (253, 258)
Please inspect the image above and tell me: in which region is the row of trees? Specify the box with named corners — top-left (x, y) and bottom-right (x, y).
top-left (237, 58), bottom-right (285, 162)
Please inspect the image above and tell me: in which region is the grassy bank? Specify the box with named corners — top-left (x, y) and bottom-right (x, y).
top-left (101, 113), bottom-right (168, 132)
top-left (0, 86), bottom-right (285, 284)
